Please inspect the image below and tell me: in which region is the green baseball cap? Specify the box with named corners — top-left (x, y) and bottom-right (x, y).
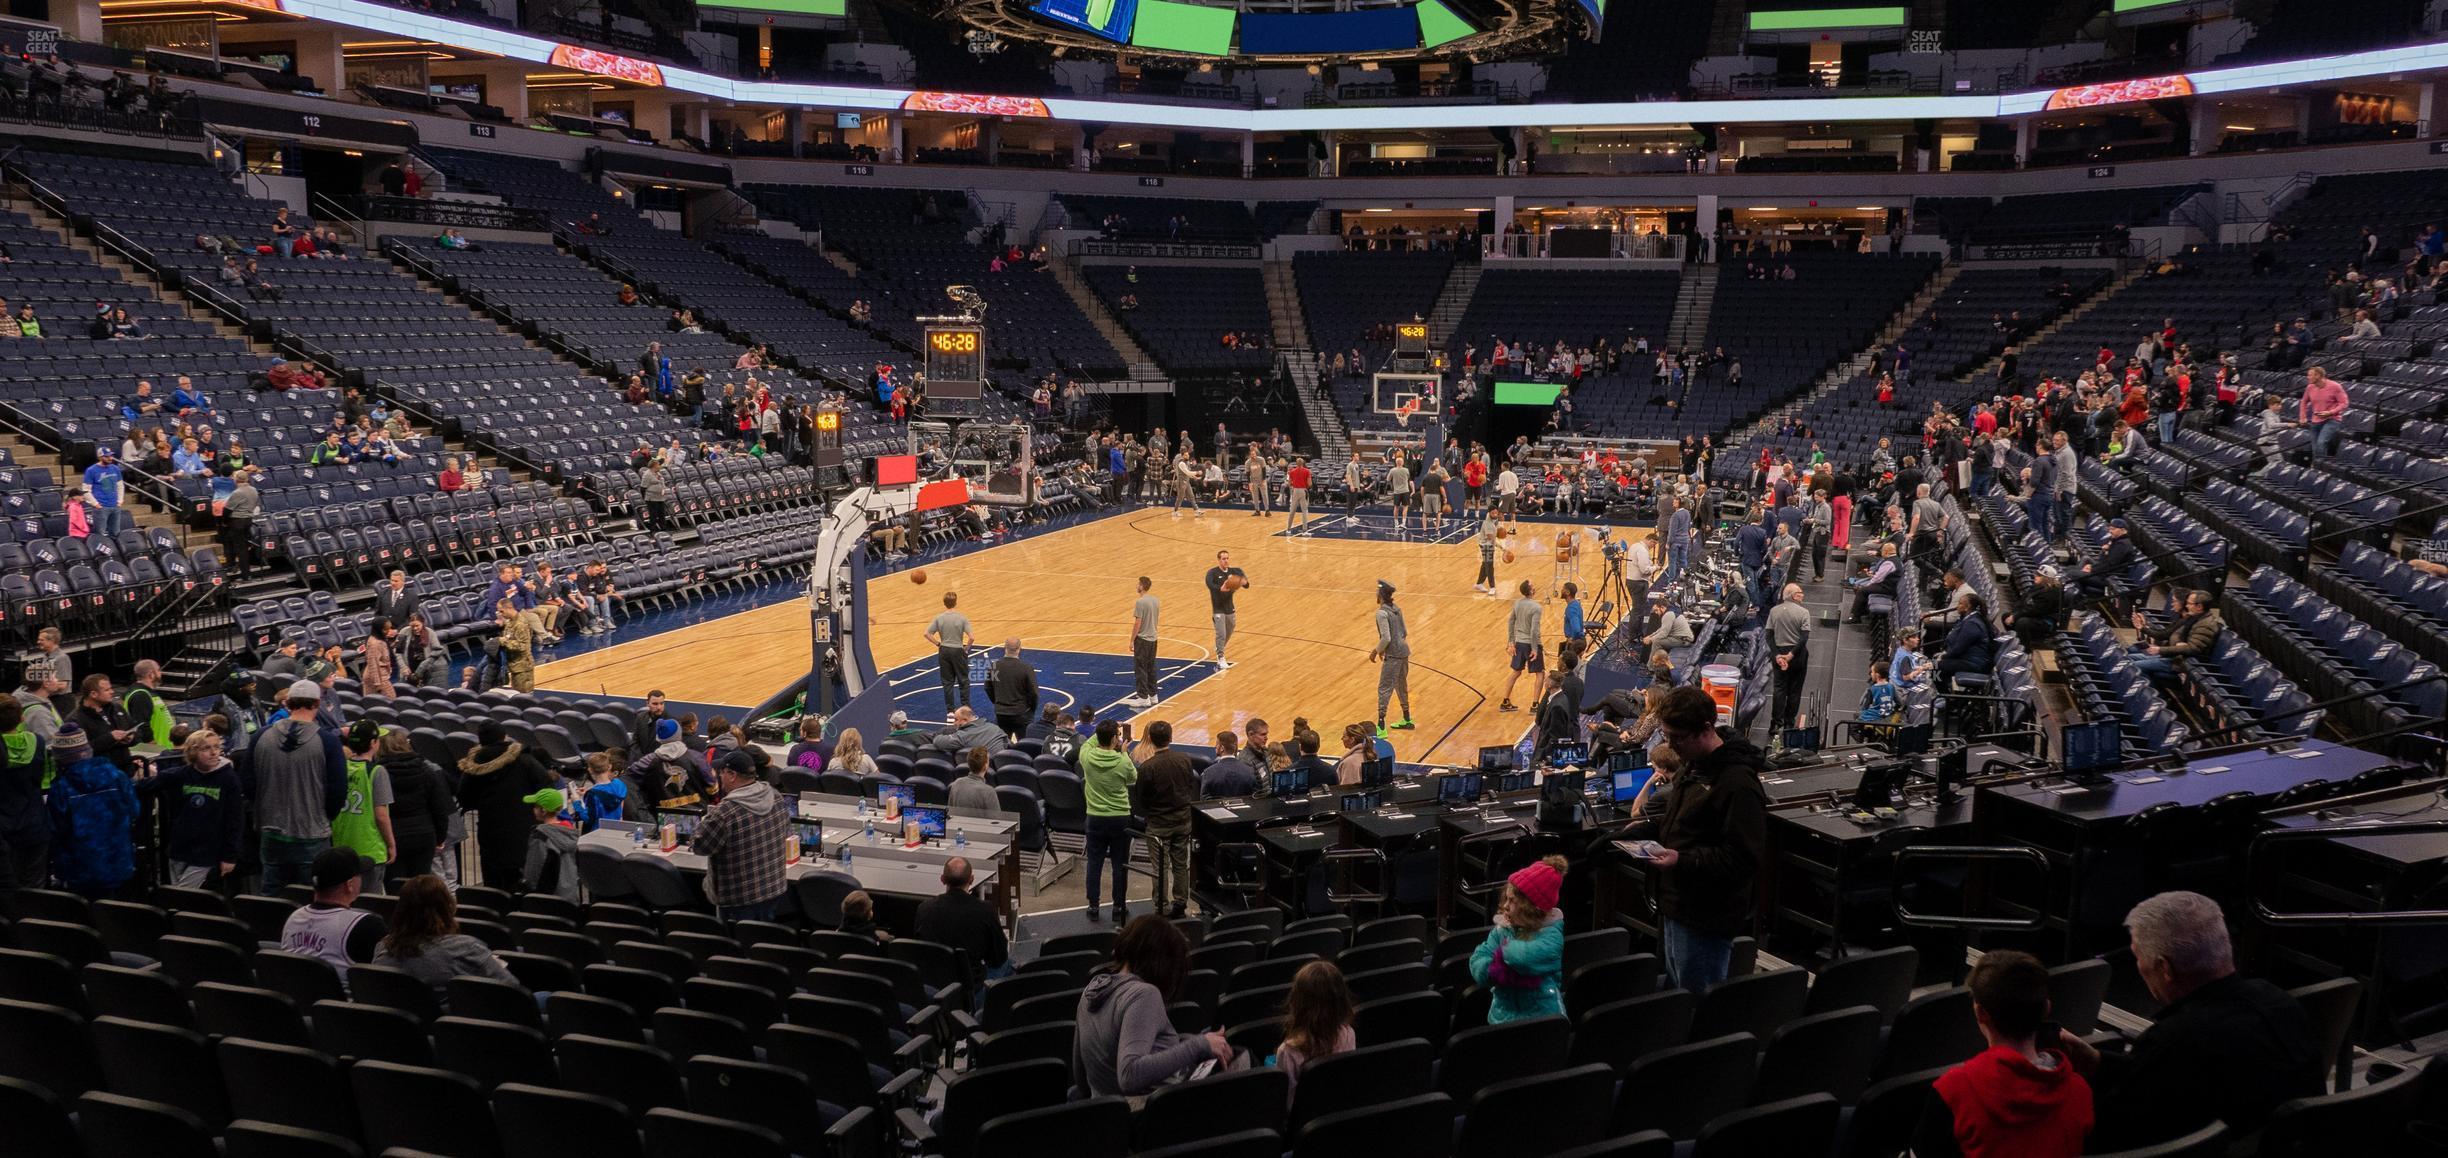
top-left (522, 787), bottom-right (566, 813)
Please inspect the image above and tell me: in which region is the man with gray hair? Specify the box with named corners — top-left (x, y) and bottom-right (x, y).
top-left (1766, 583), bottom-right (1812, 734)
top-left (2055, 890), bottom-right (2320, 1151)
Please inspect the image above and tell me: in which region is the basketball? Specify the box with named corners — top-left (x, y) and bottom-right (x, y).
top-left (910, 569), bottom-right (928, 585)
top-left (1223, 574), bottom-right (1246, 592)
top-left (1502, 548), bottom-right (1516, 564)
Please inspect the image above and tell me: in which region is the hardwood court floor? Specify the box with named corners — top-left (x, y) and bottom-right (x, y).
top-left (538, 507), bottom-right (1649, 766)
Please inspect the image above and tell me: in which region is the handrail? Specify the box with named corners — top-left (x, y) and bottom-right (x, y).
top-left (1892, 844), bottom-right (2053, 931)
top-left (2246, 817), bottom-right (2448, 926)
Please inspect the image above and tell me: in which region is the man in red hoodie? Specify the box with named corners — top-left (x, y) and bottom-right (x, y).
top-left (1912, 949), bottom-right (2094, 1158)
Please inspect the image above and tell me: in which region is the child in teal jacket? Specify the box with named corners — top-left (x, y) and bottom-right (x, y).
top-left (1469, 855), bottom-right (1568, 1023)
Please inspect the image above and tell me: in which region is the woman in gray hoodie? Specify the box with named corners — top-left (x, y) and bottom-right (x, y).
top-left (1072, 915), bottom-right (1230, 1098)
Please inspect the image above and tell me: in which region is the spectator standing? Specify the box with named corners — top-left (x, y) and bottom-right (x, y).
top-left (914, 855), bottom-right (1010, 989)
top-left (361, 619), bottom-right (398, 700)
top-left (122, 660), bottom-right (175, 749)
top-left (1469, 856), bottom-right (1568, 1023)
top-left (45, 724), bottom-right (136, 898)
top-left (1626, 686), bottom-right (1769, 990)
top-left (1072, 915), bottom-right (1230, 1096)
top-left (141, 729), bottom-right (246, 889)
top-left (216, 468), bottom-right (261, 576)
top-left (2057, 891), bottom-right (2320, 1150)
top-left (1912, 949), bottom-right (2094, 1158)
top-left (377, 727), bottom-right (453, 885)
top-left (1766, 584), bottom-right (1811, 734)
top-left (2297, 366), bottom-right (2350, 456)
top-left (372, 570), bottom-right (418, 628)
top-left (520, 787), bottom-right (581, 903)
top-left (455, 720), bottom-right (551, 892)
top-left (0, 700), bottom-right (49, 890)
top-left (692, 752), bottom-right (791, 921)
top-left (986, 638), bottom-right (1039, 740)
top-left (1198, 731), bottom-right (1257, 798)
top-left (334, 721), bottom-right (396, 894)
top-left (1079, 718), bottom-right (1138, 922)
top-left (83, 446), bottom-right (126, 538)
top-left (249, 681), bottom-right (348, 893)
top-left (1137, 721), bottom-right (1197, 919)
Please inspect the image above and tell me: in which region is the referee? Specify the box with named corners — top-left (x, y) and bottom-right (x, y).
top-left (1370, 580), bottom-right (1413, 732)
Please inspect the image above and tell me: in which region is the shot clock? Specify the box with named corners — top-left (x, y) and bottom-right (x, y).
top-left (922, 323), bottom-right (986, 412)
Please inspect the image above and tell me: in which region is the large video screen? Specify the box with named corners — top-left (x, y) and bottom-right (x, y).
top-left (1029, 0), bottom-right (1138, 44)
top-left (1416, 0), bottom-right (1476, 47)
top-left (1240, 6), bottom-right (1414, 54)
top-left (1130, 0), bottom-right (1236, 55)
top-left (1493, 380), bottom-right (1563, 406)
top-left (702, 0), bottom-right (848, 16)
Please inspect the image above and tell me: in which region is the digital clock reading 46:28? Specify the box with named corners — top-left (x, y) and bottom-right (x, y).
top-left (929, 331), bottom-right (980, 353)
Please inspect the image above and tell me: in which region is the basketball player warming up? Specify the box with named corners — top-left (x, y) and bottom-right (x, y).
top-left (1205, 549), bottom-right (1249, 670)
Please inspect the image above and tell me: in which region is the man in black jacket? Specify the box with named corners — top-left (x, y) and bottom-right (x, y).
top-left (985, 638), bottom-right (1039, 742)
top-left (2058, 890), bottom-right (2320, 1150)
top-left (913, 856), bottom-right (1009, 991)
top-left (2071, 519), bottom-right (2142, 609)
top-left (1624, 685), bottom-right (1768, 991)
top-left (629, 691), bottom-right (669, 754)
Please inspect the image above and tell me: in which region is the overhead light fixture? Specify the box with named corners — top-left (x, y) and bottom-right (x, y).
top-left (1364, 208), bottom-right (1392, 212)
top-left (1854, 205), bottom-right (1885, 210)
top-left (1747, 206), bottom-right (1779, 211)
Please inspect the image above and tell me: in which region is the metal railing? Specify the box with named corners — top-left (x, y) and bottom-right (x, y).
top-left (1482, 232), bottom-right (1686, 262)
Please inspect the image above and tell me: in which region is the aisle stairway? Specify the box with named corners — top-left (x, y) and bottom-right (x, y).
top-left (1666, 265), bottom-right (1719, 350)
top-left (1729, 262), bottom-right (1961, 444)
top-left (1424, 261), bottom-right (1483, 345)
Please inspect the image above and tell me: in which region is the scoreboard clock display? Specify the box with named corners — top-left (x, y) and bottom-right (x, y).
top-left (925, 325), bottom-right (986, 388)
top-left (1395, 322), bottom-right (1429, 356)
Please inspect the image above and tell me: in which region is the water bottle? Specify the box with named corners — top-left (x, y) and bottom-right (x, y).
top-left (863, 816), bottom-right (875, 841)
top-left (954, 825), bottom-right (966, 848)
top-left (841, 847), bottom-right (853, 870)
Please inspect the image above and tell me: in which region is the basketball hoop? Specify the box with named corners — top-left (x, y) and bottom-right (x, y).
top-left (1395, 401), bottom-right (1420, 427)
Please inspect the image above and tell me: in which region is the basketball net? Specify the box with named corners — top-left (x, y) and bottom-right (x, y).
top-left (1395, 401), bottom-right (1419, 427)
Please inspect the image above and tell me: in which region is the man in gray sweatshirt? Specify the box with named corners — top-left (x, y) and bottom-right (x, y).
top-left (928, 706), bottom-right (1007, 756)
top-left (249, 680), bottom-right (348, 894)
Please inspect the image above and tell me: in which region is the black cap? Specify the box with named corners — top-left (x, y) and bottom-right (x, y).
top-left (720, 750), bottom-right (760, 778)
top-left (312, 847), bottom-right (367, 891)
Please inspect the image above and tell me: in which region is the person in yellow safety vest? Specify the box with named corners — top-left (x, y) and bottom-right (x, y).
top-left (122, 660), bottom-right (175, 749)
top-left (331, 720), bottom-right (396, 895)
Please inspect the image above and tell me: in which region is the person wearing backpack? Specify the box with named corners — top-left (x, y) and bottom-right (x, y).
top-left (46, 724), bottom-right (136, 898)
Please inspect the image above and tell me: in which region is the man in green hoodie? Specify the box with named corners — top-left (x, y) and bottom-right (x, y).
top-left (0, 700), bottom-right (50, 891)
top-left (1078, 717), bottom-right (1137, 923)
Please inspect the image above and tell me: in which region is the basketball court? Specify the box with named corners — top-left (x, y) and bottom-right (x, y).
top-left (533, 505), bottom-right (1652, 766)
